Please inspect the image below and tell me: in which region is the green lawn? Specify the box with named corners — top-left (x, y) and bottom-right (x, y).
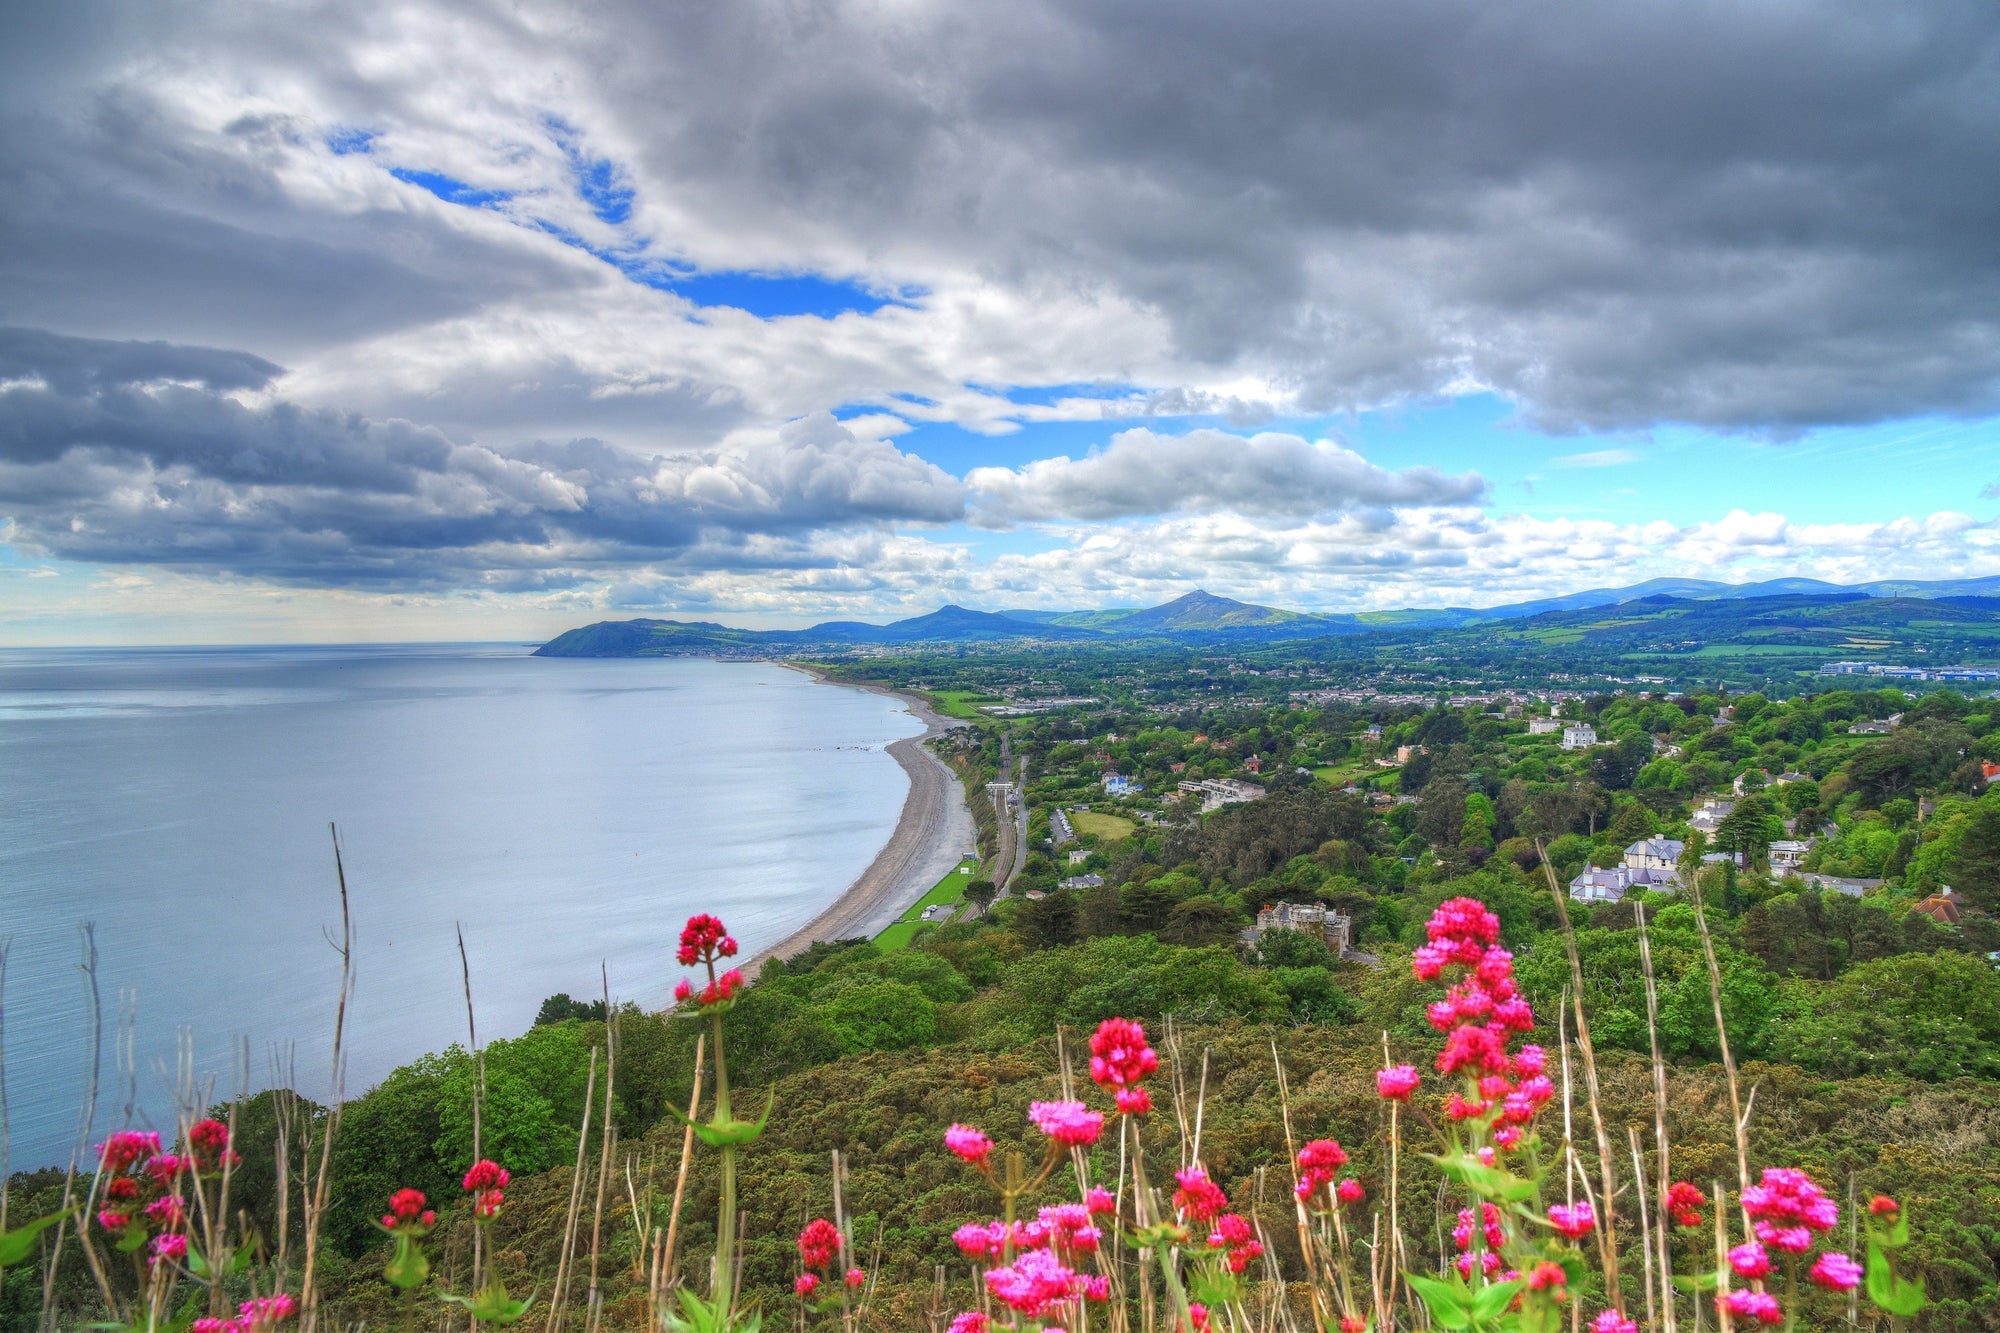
top-left (1070, 810), bottom-right (1137, 841)
top-left (1311, 760), bottom-right (1381, 786)
top-left (874, 857), bottom-right (982, 951)
top-left (927, 690), bottom-right (1006, 720)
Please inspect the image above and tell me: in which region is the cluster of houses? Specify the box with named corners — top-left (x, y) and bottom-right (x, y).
top-left (1176, 776), bottom-right (1267, 812)
top-left (1566, 831), bottom-right (1886, 904)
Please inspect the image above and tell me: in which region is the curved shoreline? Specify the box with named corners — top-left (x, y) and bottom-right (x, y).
top-left (744, 667), bottom-right (974, 976)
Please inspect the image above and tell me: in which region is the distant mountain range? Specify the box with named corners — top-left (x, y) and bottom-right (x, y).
top-left (534, 575), bottom-right (2000, 656)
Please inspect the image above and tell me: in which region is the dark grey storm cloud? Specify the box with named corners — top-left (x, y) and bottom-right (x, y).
top-left (4, 0), bottom-right (1997, 435)
top-left (583, 0), bottom-right (2000, 430)
top-left (0, 330), bottom-right (964, 586)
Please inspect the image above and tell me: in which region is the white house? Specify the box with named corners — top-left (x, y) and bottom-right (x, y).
top-left (1769, 839), bottom-right (1813, 871)
top-left (1625, 837), bottom-right (1685, 874)
top-left (1568, 864), bottom-right (1678, 904)
top-left (1561, 724), bottom-right (1599, 750)
top-left (1689, 798), bottom-right (1735, 834)
top-left (1528, 718), bottom-right (1561, 735)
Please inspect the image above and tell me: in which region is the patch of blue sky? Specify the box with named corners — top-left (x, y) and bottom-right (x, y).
top-left (975, 381), bottom-right (1144, 408)
top-left (388, 168), bottom-right (512, 208)
top-left (544, 117), bottom-right (635, 227)
top-left (325, 127), bottom-right (376, 156)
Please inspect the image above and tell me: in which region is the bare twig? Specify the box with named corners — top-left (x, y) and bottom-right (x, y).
top-left (300, 825), bottom-right (355, 1332)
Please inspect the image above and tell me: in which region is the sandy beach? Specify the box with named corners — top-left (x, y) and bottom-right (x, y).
top-left (744, 669), bottom-right (975, 975)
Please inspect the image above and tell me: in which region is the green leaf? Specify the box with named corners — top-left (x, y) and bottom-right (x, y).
top-left (1427, 1152), bottom-right (1539, 1203)
top-left (438, 1279), bottom-right (537, 1326)
top-left (114, 1226), bottom-right (151, 1254)
top-left (0, 1207), bottom-right (76, 1268)
top-left (1406, 1273), bottom-right (1474, 1331)
top-left (385, 1231), bottom-right (431, 1290)
top-left (670, 1089), bottom-right (777, 1148)
top-left (1470, 1279), bottom-right (1525, 1322)
top-left (1672, 1271), bottom-right (1719, 1293)
top-left (1865, 1242), bottom-right (1926, 1318)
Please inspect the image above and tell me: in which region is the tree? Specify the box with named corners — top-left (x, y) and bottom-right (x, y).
top-left (1947, 796), bottom-right (2000, 910)
top-left (1714, 794), bottom-right (1782, 865)
top-left (1765, 952), bottom-right (2000, 1081)
top-left (962, 879), bottom-right (998, 917)
top-left (534, 992), bottom-right (608, 1026)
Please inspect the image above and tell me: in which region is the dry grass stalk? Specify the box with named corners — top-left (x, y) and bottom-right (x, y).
top-left (46, 925), bottom-right (107, 1331)
top-left (1539, 843), bottom-right (1624, 1312)
top-left (1687, 872), bottom-right (1751, 1197)
top-left (301, 825), bottom-right (355, 1333)
top-left (1269, 1041), bottom-right (1332, 1333)
top-left (546, 1045), bottom-right (599, 1331)
top-left (657, 1032), bottom-right (706, 1312)
top-left (1634, 901), bottom-right (1677, 1333)
top-left (456, 920), bottom-right (487, 1312)
top-left (585, 966), bottom-right (618, 1333)
top-left (1628, 1126), bottom-right (1658, 1333)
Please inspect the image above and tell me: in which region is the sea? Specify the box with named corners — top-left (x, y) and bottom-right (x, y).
top-left (0, 645), bottom-right (924, 1171)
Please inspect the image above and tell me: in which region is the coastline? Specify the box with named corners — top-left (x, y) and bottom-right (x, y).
top-left (744, 665), bottom-right (975, 976)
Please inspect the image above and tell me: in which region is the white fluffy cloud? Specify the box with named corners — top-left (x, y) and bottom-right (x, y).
top-left (965, 428), bottom-right (1485, 525)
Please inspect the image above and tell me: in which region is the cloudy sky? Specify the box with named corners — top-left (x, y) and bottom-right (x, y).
top-left (3, 0), bottom-right (1998, 642)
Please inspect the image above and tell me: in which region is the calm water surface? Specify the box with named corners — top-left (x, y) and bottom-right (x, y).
top-left (0, 646), bottom-right (920, 1168)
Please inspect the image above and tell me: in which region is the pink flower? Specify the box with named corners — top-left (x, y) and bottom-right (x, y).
top-left (1728, 1242), bottom-right (1772, 1279)
top-left (844, 1268), bottom-right (865, 1289)
top-left (1869, 1194), bottom-right (1900, 1216)
top-left (472, 1188), bottom-right (505, 1220)
top-left (146, 1195), bottom-right (187, 1227)
top-left (1336, 1178), bottom-right (1365, 1205)
top-left (1189, 1303), bottom-right (1212, 1333)
top-left (1549, 1201), bottom-right (1595, 1240)
top-left (1028, 1101), bottom-right (1103, 1147)
top-left (1527, 1261), bottom-right (1567, 1291)
top-left (984, 1248), bottom-right (1081, 1318)
top-left (1667, 1181), bottom-right (1707, 1228)
top-left (1719, 1290), bottom-right (1783, 1325)
top-left (1741, 1167), bottom-right (1838, 1234)
top-left (1810, 1252), bottom-right (1863, 1292)
top-left (1376, 1064), bottom-right (1420, 1101)
top-left (1753, 1221), bottom-right (1815, 1254)
top-left (795, 1274), bottom-right (819, 1298)
top-left (1453, 1203), bottom-right (1504, 1252)
top-left (677, 913), bottom-right (730, 966)
top-left (674, 978), bottom-right (693, 1002)
top-left (461, 1159), bottom-right (509, 1192)
top-left (953, 1221), bottom-right (1005, 1261)
top-left (1115, 1087), bottom-right (1153, 1115)
top-left (945, 1124), bottom-right (994, 1165)
top-left (97, 1130), bottom-right (162, 1172)
top-left (238, 1294), bottom-right (297, 1328)
top-left (97, 1210), bottom-right (130, 1232)
top-left (191, 1321), bottom-right (239, 1333)
top-left (149, 1233), bottom-right (188, 1266)
top-left (798, 1217), bottom-right (841, 1269)
top-left (1592, 1313), bottom-right (1638, 1333)
top-left (1087, 1018), bottom-right (1159, 1094)
top-left (948, 1315), bottom-right (989, 1333)
top-left (387, 1187), bottom-right (428, 1221)
top-left (1174, 1167), bottom-right (1229, 1221)
top-left (1513, 1045), bottom-right (1547, 1078)
top-left (189, 1118), bottom-right (231, 1157)
top-left (144, 1153), bottom-right (185, 1186)
top-left (1457, 1251), bottom-right (1504, 1280)
top-left (1085, 1186), bottom-right (1116, 1215)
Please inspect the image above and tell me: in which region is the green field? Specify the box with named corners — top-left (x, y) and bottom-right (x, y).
top-left (874, 857), bottom-right (982, 951)
top-left (1070, 810), bottom-right (1137, 841)
top-left (927, 690), bottom-right (1006, 720)
top-left (1311, 759), bottom-right (1382, 786)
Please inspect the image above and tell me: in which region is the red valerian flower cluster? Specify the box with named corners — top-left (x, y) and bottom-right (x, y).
top-left (1174, 1166), bottom-right (1229, 1221)
top-left (1409, 898), bottom-right (1553, 1150)
top-left (93, 1128), bottom-right (199, 1259)
top-left (676, 913), bottom-right (737, 966)
top-left (1295, 1138), bottom-right (1348, 1204)
top-left (673, 913), bottom-right (744, 1007)
top-left (1028, 1100), bottom-right (1104, 1147)
top-left (461, 1158), bottom-right (509, 1221)
top-left (190, 1293), bottom-right (297, 1333)
top-left (796, 1216), bottom-right (855, 1299)
top-left (952, 1205), bottom-right (1107, 1321)
top-left (1088, 1016), bottom-right (1159, 1115)
top-left (1206, 1211), bottom-right (1264, 1273)
top-left (1714, 1166), bottom-right (1860, 1324)
top-left (380, 1187), bottom-right (436, 1233)
top-left (1666, 1180), bottom-right (1707, 1228)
